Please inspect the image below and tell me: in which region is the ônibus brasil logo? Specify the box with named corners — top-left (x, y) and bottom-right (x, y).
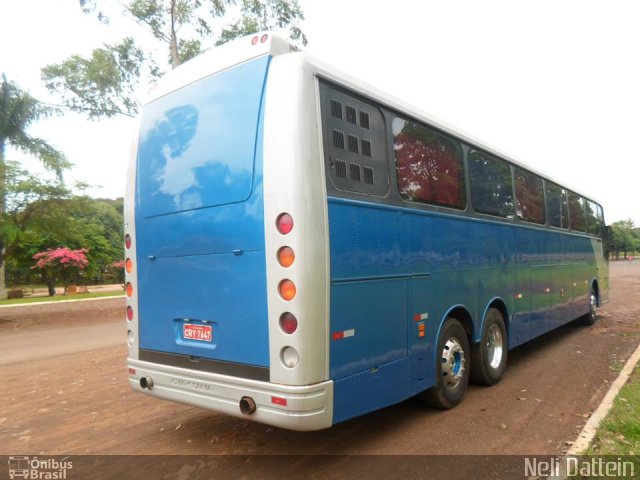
top-left (8, 456), bottom-right (72, 479)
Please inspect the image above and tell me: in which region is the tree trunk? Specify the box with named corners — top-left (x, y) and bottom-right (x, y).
top-left (0, 137), bottom-right (7, 300)
top-left (169, 0), bottom-right (181, 68)
top-left (47, 279), bottom-right (56, 297)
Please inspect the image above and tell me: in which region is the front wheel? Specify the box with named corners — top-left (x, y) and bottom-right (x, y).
top-left (418, 317), bottom-right (470, 409)
top-left (470, 308), bottom-right (507, 385)
top-left (580, 288), bottom-right (598, 326)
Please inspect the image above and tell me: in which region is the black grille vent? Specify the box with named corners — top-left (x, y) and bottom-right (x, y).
top-left (346, 105), bottom-right (357, 124)
top-left (360, 111), bottom-right (370, 129)
top-left (333, 129), bottom-right (345, 149)
top-left (361, 139), bottom-right (372, 157)
top-left (363, 167), bottom-right (374, 184)
top-left (331, 99), bottom-right (342, 119)
top-left (335, 159), bottom-right (347, 179)
top-left (348, 134), bottom-right (359, 153)
top-left (350, 163), bottom-right (361, 182)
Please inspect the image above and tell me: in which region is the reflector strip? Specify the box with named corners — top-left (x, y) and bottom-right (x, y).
top-left (271, 396), bottom-right (287, 406)
top-left (332, 329), bottom-right (355, 340)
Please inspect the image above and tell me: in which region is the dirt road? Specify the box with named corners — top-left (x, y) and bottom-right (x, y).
top-left (0, 263), bottom-right (639, 474)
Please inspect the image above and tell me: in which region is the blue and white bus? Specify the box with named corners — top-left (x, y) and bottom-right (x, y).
top-left (124, 33), bottom-right (609, 431)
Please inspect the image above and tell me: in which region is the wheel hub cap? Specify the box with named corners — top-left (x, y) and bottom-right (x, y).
top-left (440, 337), bottom-right (465, 388)
top-left (486, 324), bottom-right (504, 369)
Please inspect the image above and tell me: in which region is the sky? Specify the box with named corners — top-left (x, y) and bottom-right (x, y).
top-left (1, 0), bottom-right (639, 224)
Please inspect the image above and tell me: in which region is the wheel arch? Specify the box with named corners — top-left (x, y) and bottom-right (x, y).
top-left (477, 297), bottom-right (509, 344)
top-left (436, 304), bottom-right (474, 345)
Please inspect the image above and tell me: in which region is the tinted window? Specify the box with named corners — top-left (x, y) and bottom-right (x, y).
top-left (393, 118), bottom-right (465, 209)
top-left (468, 150), bottom-right (514, 218)
top-left (514, 167), bottom-right (545, 224)
top-left (585, 200), bottom-right (599, 235)
top-left (568, 193), bottom-right (585, 231)
top-left (545, 182), bottom-right (569, 229)
top-left (321, 85), bottom-right (389, 197)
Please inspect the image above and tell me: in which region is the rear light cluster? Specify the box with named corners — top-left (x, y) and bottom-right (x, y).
top-left (250, 34), bottom-right (269, 46)
top-left (124, 233), bottom-right (134, 346)
top-left (275, 212), bottom-right (299, 368)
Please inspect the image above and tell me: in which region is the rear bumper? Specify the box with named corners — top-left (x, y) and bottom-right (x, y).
top-left (127, 357), bottom-right (334, 431)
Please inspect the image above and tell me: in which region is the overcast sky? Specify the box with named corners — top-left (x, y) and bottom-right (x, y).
top-left (1, 0), bottom-right (639, 224)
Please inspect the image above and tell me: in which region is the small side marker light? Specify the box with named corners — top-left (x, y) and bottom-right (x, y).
top-left (271, 396), bottom-right (287, 406)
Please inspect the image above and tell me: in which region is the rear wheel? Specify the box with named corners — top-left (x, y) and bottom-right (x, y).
top-left (419, 317), bottom-right (470, 409)
top-left (470, 308), bottom-right (507, 385)
top-left (580, 288), bottom-right (598, 325)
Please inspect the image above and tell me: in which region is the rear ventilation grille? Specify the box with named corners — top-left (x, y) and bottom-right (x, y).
top-left (350, 163), bottom-right (361, 182)
top-left (331, 99), bottom-right (342, 119)
top-left (333, 129), bottom-right (345, 149)
top-left (359, 111), bottom-right (370, 129)
top-left (348, 134), bottom-right (359, 153)
top-left (361, 139), bottom-right (372, 157)
top-left (335, 159), bottom-right (347, 179)
top-left (346, 105), bottom-right (357, 124)
top-left (363, 167), bottom-right (374, 184)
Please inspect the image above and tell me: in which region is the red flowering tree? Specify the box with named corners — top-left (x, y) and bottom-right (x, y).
top-left (31, 247), bottom-right (89, 296)
top-left (106, 260), bottom-right (125, 288)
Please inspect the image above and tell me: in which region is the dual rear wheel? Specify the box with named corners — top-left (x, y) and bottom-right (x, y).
top-left (419, 308), bottom-right (507, 409)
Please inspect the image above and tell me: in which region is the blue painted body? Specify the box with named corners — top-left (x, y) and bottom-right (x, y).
top-left (135, 56), bottom-right (271, 366)
top-left (328, 197), bottom-right (599, 424)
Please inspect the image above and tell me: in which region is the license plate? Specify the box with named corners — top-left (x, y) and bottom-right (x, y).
top-left (183, 324), bottom-right (212, 342)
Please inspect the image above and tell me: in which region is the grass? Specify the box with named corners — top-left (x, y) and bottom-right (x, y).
top-left (565, 366), bottom-right (640, 479)
top-left (587, 365), bottom-right (640, 456)
top-left (0, 290), bottom-right (124, 306)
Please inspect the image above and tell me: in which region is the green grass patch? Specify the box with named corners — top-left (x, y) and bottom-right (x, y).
top-left (0, 290), bottom-right (124, 306)
top-left (588, 365), bottom-right (640, 456)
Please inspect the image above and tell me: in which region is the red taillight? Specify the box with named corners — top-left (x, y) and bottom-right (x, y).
top-left (276, 213), bottom-right (293, 235)
top-left (277, 247), bottom-right (295, 268)
top-left (278, 280), bottom-right (296, 301)
top-left (260, 34), bottom-right (268, 43)
top-left (279, 312), bottom-right (298, 334)
top-left (126, 282), bottom-right (133, 298)
top-left (127, 306), bottom-right (134, 321)
top-left (128, 367), bottom-right (136, 375)
top-left (251, 35), bottom-right (259, 45)
top-left (125, 258), bottom-right (133, 274)
top-left (125, 234), bottom-right (132, 249)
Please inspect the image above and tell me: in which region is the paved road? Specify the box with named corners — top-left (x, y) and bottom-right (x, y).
top-left (0, 263), bottom-right (639, 478)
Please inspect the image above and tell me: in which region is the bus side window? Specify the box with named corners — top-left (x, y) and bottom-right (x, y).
top-left (568, 192), bottom-right (586, 232)
top-left (468, 150), bottom-right (514, 218)
top-left (514, 167), bottom-right (545, 224)
top-left (392, 117), bottom-right (466, 209)
top-left (585, 200), bottom-right (599, 235)
top-left (545, 182), bottom-right (569, 229)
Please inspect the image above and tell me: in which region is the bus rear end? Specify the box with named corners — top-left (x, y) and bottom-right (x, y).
top-left (124, 34), bottom-right (332, 431)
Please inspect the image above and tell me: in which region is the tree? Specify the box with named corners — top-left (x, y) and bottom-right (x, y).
top-left (610, 220), bottom-right (638, 260)
top-left (0, 75), bottom-right (70, 299)
top-left (31, 247), bottom-right (89, 296)
top-left (42, 0), bottom-right (307, 119)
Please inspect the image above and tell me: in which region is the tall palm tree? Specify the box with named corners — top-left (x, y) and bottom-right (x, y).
top-left (0, 74), bottom-right (69, 299)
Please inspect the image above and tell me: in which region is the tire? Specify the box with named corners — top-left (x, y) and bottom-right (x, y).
top-left (580, 288), bottom-right (598, 326)
top-left (419, 317), bottom-right (470, 409)
top-left (470, 308), bottom-right (507, 386)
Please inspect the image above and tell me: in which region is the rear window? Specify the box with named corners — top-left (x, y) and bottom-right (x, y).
top-left (393, 118), bottom-right (466, 209)
top-left (136, 56), bottom-right (269, 217)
